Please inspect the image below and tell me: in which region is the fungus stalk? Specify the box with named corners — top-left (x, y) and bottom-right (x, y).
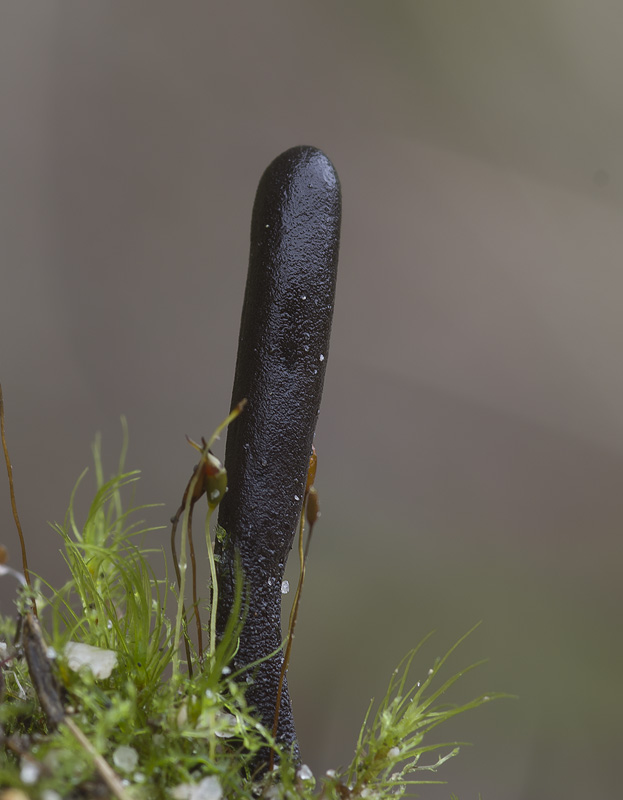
top-left (215, 146), bottom-right (341, 764)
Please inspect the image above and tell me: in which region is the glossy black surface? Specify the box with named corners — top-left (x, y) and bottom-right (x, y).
top-left (215, 146), bottom-right (341, 763)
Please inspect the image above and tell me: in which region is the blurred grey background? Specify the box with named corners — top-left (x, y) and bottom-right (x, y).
top-left (1, 2), bottom-right (622, 797)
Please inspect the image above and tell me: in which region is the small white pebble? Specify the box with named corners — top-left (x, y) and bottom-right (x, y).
top-left (112, 745), bottom-right (138, 773)
top-left (20, 759), bottom-right (41, 784)
top-left (215, 712), bottom-right (237, 738)
top-left (281, 580), bottom-right (290, 594)
top-left (297, 764), bottom-right (314, 781)
top-left (64, 641), bottom-right (118, 680)
top-left (192, 777), bottom-right (223, 800)
top-left (388, 746), bottom-right (400, 758)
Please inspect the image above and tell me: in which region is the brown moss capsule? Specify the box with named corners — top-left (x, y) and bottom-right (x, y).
top-left (306, 445), bottom-right (317, 495)
top-left (305, 486), bottom-right (320, 528)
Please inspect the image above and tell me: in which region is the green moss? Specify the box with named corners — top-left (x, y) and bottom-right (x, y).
top-left (0, 422), bottom-right (506, 799)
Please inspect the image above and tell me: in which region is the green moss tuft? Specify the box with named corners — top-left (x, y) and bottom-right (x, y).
top-left (0, 424), bottom-right (505, 799)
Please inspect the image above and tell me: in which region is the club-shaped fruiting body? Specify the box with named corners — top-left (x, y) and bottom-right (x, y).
top-left (215, 146), bottom-right (341, 763)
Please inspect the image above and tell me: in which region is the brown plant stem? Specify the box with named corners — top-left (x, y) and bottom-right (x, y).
top-left (0, 383), bottom-right (37, 616)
